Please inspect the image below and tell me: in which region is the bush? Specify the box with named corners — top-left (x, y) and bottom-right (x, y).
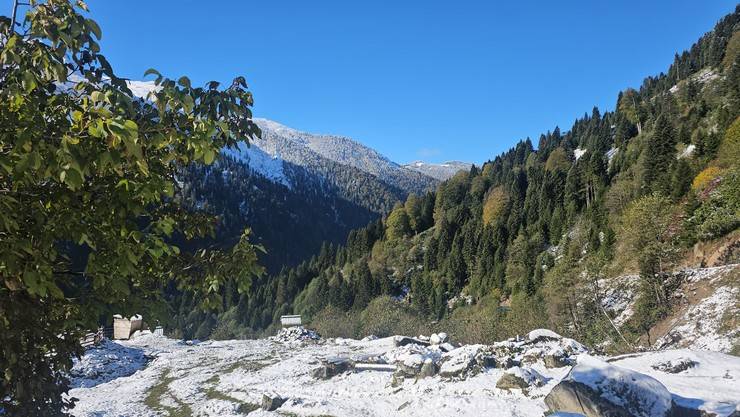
top-left (689, 170), bottom-right (740, 240)
top-left (692, 166), bottom-right (723, 191)
top-left (439, 293), bottom-right (505, 344)
top-left (309, 305), bottom-right (361, 338)
top-left (358, 296), bottom-right (431, 338)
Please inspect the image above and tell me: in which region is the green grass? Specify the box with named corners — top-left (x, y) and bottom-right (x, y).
top-left (202, 371), bottom-right (261, 415)
top-left (143, 369), bottom-right (193, 417)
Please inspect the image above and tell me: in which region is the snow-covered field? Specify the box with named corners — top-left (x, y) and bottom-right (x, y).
top-left (68, 328), bottom-right (740, 417)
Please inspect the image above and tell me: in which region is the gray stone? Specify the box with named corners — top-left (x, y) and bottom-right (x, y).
top-left (495, 373), bottom-right (529, 390)
top-left (651, 358), bottom-right (697, 374)
top-left (544, 380), bottom-right (632, 417)
top-left (544, 353), bottom-right (569, 368)
top-left (438, 342), bottom-right (456, 352)
top-left (261, 394), bottom-right (286, 411)
top-left (310, 357), bottom-right (352, 379)
top-left (394, 336), bottom-right (430, 347)
top-left (418, 360), bottom-right (437, 378)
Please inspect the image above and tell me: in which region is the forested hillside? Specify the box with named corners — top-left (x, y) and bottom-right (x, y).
top-left (173, 6), bottom-right (740, 345)
top-left (172, 120), bottom-right (439, 274)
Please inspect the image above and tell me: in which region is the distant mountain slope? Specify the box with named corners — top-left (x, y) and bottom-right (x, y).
top-left (177, 119), bottom-right (442, 272)
top-left (253, 118), bottom-right (438, 197)
top-left (404, 160), bottom-right (473, 180)
top-left (178, 155), bottom-right (379, 273)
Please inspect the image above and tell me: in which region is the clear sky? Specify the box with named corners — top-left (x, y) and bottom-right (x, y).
top-left (80, 1), bottom-right (736, 165)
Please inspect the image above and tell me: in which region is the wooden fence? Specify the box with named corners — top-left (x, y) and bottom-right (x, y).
top-left (80, 327), bottom-right (105, 348)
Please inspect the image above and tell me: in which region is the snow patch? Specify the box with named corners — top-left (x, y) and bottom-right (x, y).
top-left (574, 148), bottom-right (587, 161)
top-left (222, 142), bottom-right (291, 188)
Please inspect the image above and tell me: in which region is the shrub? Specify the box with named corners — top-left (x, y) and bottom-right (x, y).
top-left (358, 296), bottom-right (431, 338)
top-left (309, 305), bottom-right (361, 338)
top-left (689, 170), bottom-right (740, 240)
top-left (692, 166), bottom-right (723, 191)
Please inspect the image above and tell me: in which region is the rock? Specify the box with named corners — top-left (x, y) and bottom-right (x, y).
top-left (310, 357), bottom-right (352, 379)
top-left (527, 328), bottom-right (562, 343)
top-left (261, 394), bottom-right (286, 411)
top-left (474, 347), bottom-right (497, 369)
top-left (361, 335), bottom-right (378, 342)
top-left (270, 326), bottom-right (320, 343)
top-left (437, 332), bottom-right (448, 343)
top-left (499, 357), bottom-right (518, 369)
top-left (430, 333), bottom-right (442, 345)
top-left (394, 336), bottom-right (430, 347)
top-left (418, 359), bottom-right (437, 378)
top-left (520, 354), bottom-right (539, 366)
top-left (651, 358), bottom-right (697, 374)
top-left (545, 380), bottom-right (632, 417)
top-left (546, 355), bottom-right (672, 417)
top-left (544, 353), bottom-right (569, 368)
top-left (439, 342), bottom-right (456, 352)
top-left (496, 373), bottom-right (529, 390)
top-left (438, 345), bottom-right (482, 379)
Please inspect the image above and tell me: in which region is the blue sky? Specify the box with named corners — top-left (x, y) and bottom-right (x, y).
top-left (84, 1), bottom-right (736, 165)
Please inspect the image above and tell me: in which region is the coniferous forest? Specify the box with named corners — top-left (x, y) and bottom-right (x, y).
top-left (169, 6), bottom-right (740, 348)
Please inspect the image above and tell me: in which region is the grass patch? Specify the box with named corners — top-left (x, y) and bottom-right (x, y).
top-left (143, 369), bottom-right (193, 417)
top-left (201, 372), bottom-right (260, 415)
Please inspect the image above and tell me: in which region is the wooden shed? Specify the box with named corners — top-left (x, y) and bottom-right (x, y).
top-left (113, 314), bottom-right (143, 340)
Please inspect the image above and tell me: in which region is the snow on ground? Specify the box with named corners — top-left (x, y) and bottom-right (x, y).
top-left (68, 327), bottom-right (740, 417)
top-left (68, 333), bottom-right (572, 417)
top-left (70, 340), bottom-right (150, 389)
top-left (574, 148), bottom-right (587, 161)
top-left (599, 273), bottom-right (640, 326)
top-left (655, 285), bottom-right (739, 352)
top-left (611, 350), bottom-right (740, 417)
top-left (654, 264), bottom-right (739, 352)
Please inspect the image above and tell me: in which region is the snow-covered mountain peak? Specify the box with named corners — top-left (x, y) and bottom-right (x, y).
top-left (251, 118), bottom-right (437, 195)
top-left (403, 160), bottom-right (473, 181)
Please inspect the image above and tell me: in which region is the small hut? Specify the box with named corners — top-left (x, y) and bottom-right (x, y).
top-left (113, 314), bottom-right (143, 340)
top-left (280, 315), bottom-right (302, 327)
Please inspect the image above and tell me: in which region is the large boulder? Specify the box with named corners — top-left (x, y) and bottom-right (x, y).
top-left (545, 355), bottom-right (673, 417)
top-left (261, 394), bottom-right (286, 411)
top-left (310, 357), bottom-right (353, 379)
top-left (438, 345), bottom-right (487, 379)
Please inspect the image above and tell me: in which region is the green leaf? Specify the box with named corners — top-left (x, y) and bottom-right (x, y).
top-left (143, 68), bottom-right (160, 78)
top-left (178, 76), bottom-right (191, 89)
top-left (87, 19), bottom-right (102, 40)
top-left (203, 148), bottom-right (216, 165)
top-left (21, 72), bottom-right (37, 92)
